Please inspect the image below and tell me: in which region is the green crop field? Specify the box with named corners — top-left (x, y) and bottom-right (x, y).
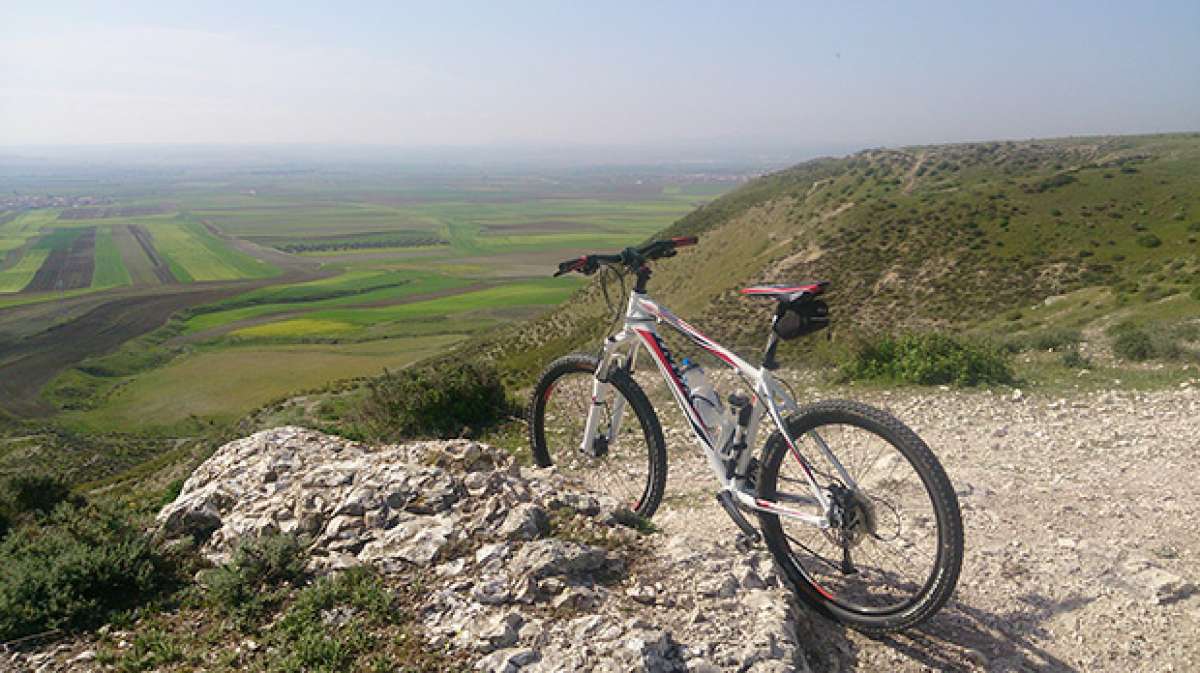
top-left (0, 248), bottom-right (50, 292)
top-left (92, 226), bottom-right (132, 288)
top-left (1, 164), bottom-right (735, 428)
top-left (224, 276), bottom-right (582, 341)
top-left (64, 335), bottom-right (465, 430)
top-left (179, 270), bottom-right (477, 335)
top-left (145, 220), bottom-right (278, 281)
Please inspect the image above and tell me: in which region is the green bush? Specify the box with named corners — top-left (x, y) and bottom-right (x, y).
top-left (1060, 348), bottom-right (1091, 369)
top-left (1136, 234), bottom-right (1162, 248)
top-left (0, 473), bottom-right (83, 542)
top-left (200, 533), bottom-right (307, 623)
top-left (356, 360), bottom-right (510, 440)
top-left (1111, 327), bottom-right (1155, 361)
top-left (0, 503), bottom-right (180, 640)
top-left (840, 333), bottom-right (1014, 386)
top-left (4, 473), bottom-right (78, 516)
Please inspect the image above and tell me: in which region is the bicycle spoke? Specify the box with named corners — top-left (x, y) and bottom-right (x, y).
top-left (540, 369), bottom-right (654, 513)
top-left (772, 416), bottom-right (944, 615)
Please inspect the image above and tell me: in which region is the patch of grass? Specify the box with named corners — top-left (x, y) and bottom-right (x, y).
top-left (1060, 348), bottom-right (1091, 369)
top-left (99, 625), bottom-right (185, 673)
top-left (610, 509), bottom-right (659, 535)
top-left (1002, 327), bottom-right (1082, 353)
top-left (840, 332), bottom-right (1014, 386)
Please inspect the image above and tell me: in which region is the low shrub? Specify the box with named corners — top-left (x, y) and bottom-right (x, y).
top-left (200, 533), bottom-right (307, 623)
top-left (0, 473), bottom-right (83, 542)
top-left (1136, 233), bottom-right (1162, 248)
top-left (1002, 328), bottom-right (1082, 353)
top-left (356, 360), bottom-right (511, 440)
top-left (1060, 348), bottom-right (1091, 369)
top-left (0, 502), bottom-right (181, 640)
top-left (4, 473), bottom-right (79, 516)
top-left (840, 332), bottom-right (1014, 386)
top-left (99, 625), bottom-right (185, 672)
top-left (1110, 325), bottom-right (1155, 361)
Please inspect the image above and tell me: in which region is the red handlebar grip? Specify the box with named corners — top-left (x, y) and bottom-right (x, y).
top-left (672, 236), bottom-right (698, 247)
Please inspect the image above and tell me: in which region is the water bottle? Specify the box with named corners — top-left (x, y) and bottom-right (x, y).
top-left (680, 360), bottom-right (734, 451)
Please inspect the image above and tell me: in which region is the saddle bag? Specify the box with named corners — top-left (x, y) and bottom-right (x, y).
top-left (773, 299), bottom-right (830, 340)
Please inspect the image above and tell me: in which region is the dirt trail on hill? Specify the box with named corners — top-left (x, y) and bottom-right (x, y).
top-left (648, 379), bottom-right (1200, 672)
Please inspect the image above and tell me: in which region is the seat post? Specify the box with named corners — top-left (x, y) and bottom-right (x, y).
top-left (762, 330), bottom-right (781, 370)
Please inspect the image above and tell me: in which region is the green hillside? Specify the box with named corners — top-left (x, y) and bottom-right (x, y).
top-left (460, 133), bottom-right (1200, 379)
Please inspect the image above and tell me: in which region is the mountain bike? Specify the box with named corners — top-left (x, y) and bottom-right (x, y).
top-left (527, 236), bottom-right (963, 633)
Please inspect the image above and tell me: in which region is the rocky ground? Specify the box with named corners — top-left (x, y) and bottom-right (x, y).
top-left (652, 381), bottom-right (1200, 672)
top-left (6, 385), bottom-right (1200, 672)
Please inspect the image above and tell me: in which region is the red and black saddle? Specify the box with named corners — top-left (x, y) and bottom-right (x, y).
top-left (741, 282), bottom-right (830, 340)
top-left (739, 281), bottom-right (829, 303)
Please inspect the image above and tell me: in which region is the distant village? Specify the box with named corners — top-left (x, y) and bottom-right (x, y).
top-left (1, 194), bottom-right (113, 210)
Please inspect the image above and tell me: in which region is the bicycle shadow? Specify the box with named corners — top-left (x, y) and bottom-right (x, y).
top-left (789, 592), bottom-right (1090, 672)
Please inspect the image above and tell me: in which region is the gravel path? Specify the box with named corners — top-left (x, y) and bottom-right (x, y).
top-left (647, 382), bottom-right (1200, 672)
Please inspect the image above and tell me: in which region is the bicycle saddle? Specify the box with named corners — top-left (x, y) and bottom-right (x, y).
top-left (739, 282), bottom-right (828, 302)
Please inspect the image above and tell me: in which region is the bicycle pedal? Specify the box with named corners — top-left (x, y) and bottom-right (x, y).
top-left (734, 533), bottom-right (759, 553)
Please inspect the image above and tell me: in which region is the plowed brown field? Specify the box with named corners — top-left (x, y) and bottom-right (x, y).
top-left (24, 227), bottom-right (95, 291)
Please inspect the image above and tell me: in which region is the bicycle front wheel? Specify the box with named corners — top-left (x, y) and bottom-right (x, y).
top-left (528, 354), bottom-right (667, 518)
top-left (756, 399), bottom-right (963, 633)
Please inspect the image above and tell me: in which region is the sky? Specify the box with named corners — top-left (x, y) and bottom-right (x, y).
top-left (1, 1), bottom-right (1198, 154)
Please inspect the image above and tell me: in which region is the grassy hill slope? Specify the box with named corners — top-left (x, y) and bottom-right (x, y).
top-left (460, 133), bottom-right (1200, 379)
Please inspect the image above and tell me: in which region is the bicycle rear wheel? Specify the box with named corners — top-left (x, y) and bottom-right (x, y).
top-left (756, 399), bottom-right (962, 633)
top-left (528, 354), bottom-right (667, 518)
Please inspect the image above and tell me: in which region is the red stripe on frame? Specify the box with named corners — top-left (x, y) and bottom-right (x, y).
top-left (635, 328), bottom-right (708, 439)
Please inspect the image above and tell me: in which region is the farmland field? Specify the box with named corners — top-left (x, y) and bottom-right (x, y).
top-left (0, 248), bottom-right (50, 292)
top-left (92, 227), bottom-right (132, 288)
top-left (65, 335), bottom-right (465, 430)
top-left (0, 163), bottom-right (743, 427)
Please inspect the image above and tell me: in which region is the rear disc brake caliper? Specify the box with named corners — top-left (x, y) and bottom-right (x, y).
top-left (586, 434), bottom-right (609, 459)
top-left (827, 483), bottom-right (878, 547)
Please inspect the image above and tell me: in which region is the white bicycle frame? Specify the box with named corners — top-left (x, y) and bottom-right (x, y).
top-left (580, 289), bottom-right (859, 530)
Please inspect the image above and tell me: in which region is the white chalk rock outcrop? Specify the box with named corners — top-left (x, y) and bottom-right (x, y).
top-left (157, 427), bottom-right (810, 672)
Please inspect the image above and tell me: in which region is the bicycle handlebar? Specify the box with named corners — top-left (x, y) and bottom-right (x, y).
top-left (553, 236), bottom-right (698, 277)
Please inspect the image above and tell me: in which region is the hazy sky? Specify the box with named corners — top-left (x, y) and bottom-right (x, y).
top-left (1, 1), bottom-right (1197, 151)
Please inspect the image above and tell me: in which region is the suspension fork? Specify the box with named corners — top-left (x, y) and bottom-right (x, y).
top-left (579, 330), bottom-right (638, 455)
